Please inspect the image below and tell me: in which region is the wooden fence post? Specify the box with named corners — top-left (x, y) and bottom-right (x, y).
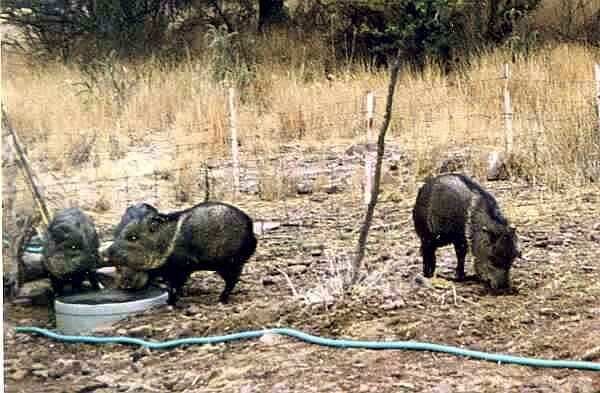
top-left (365, 91), bottom-right (375, 205)
top-left (595, 64), bottom-right (600, 135)
top-left (228, 87), bottom-right (240, 199)
top-left (503, 64), bottom-right (514, 154)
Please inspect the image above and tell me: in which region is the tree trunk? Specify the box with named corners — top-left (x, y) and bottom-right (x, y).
top-left (349, 56), bottom-right (402, 286)
top-left (258, 0), bottom-right (287, 32)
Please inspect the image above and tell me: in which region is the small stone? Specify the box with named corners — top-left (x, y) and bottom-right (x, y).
top-left (323, 185), bottom-right (342, 194)
top-left (359, 384), bottom-right (370, 392)
top-left (302, 243), bottom-right (324, 256)
top-left (92, 324), bottom-right (116, 336)
top-left (262, 276), bottom-right (276, 286)
top-left (185, 305), bottom-right (202, 316)
top-left (309, 195), bottom-right (327, 203)
top-left (534, 240), bottom-right (549, 248)
top-left (10, 370), bottom-right (28, 381)
top-left (128, 324), bottom-right (153, 338)
top-left (30, 363), bottom-right (46, 370)
top-left (48, 369), bottom-right (64, 379)
top-left (259, 332), bottom-right (284, 346)
top-left (547, 238), bottom-right (564, 246)
top-left (32, 369), bottom-right (49, 379)
top-left (289, 265), bottom-right (307, 275)
top-left (296, 182), bottom-right (313, 195)
top-left (240, 385), bottom-right (256, 393)
top-left (272, 382), bottom-right (290, 393)
top-left (413, 274), bottom-right (427, 286)
top-left (381, 301), bottom-right (405, 311)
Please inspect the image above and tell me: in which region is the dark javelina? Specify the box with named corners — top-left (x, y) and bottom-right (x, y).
top-left (104, 202), bottom-right (258, 305)
top-left (412, 173), bottom-right (520, 289)
top-left (43, 208), bottom-right (101, 296)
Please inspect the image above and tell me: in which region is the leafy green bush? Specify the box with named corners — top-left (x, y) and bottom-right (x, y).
top-left (322, 0), bottom-right (541, 68)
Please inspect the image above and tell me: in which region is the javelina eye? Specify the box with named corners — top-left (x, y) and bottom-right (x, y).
top-left (128, 234), bottom-right (138, 241)
top-left (71, 244), bottom-right (78, 250)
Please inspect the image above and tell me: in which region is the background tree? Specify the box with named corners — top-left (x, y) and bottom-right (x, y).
top-left (322, 0), bottom-right (542, 69)
top-left (258, 0), bottom-right (288, 31)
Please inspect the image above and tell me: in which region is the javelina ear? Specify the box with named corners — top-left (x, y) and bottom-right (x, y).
top-left (149, 215), bottom-right (167, 233)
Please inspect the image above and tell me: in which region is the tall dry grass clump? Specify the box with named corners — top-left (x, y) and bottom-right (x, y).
top-left (389, 44), bottom-right (600, 187)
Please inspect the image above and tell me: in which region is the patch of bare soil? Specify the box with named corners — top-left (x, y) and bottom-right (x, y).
top-left (4, 150), bottom-right (600, 392)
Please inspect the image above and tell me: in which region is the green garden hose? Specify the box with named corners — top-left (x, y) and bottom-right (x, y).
top-left (15, 326), bottom-right (600, 371)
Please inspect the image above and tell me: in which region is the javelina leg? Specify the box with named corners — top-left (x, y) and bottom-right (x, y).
top-left (71, 274), bottom-right (86, 294)
top-left (421, 243), bottom-right (436, 278)
top-left (217, 264), bottom-right (243, 303)
top-left (49, 276), bottom-right (65, 297)
top-left (166, 270), bottom-right (191, 306)
top-left (88, 272), bottom-right (101, 290)
top-left (453, 239), bottom-right (468, 281)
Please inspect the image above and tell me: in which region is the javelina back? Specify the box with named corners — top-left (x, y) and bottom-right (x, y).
top-left (412, 173), bottom-right (520, 289)
top-left (43, 208), bottom-right (101, 295)
top-left (104, 201), bottom-right (257, 305)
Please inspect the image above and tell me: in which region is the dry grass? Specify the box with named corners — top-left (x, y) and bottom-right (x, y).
top-left (2, 29), bottom-right (599, 209)
top-left (534, 0), bottom-right (600, 32)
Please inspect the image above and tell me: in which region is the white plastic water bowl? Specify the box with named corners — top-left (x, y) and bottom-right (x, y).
top-left (55, 288), bottom-right (168, 335)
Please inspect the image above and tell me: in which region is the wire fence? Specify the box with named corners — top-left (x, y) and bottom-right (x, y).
top-left (3, 64), bottom-right (600, 237)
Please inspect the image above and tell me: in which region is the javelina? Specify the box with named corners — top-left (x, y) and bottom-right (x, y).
top-left (43, 208), bottom-right (101, 296)
top-left (412, 173), bottom-right (520, 289)
top-left (104, 201), bottom-right (257, 305)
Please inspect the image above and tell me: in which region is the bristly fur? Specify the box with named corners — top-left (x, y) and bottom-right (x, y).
top-left (107, 201), bottom-right (258, 305)
top-left (412, 173), bottom-right (517, 289)
top-left (453, 173), bottom-right (508, 226)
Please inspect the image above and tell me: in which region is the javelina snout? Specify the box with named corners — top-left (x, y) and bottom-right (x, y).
top-left (412, 173), bottom-right (520, 291)
top-left (109, 201), bottom-right (257, 305)
top-left (116, 266), bottom-right (150, 290)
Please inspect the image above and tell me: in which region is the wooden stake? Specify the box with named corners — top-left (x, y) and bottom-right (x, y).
top-left (503, 64), bottom-right (514, 154)
top-left (2, 107), bottom-right (19, 297)
top-left (595, 64), bottom-right (600, 134)
top-left (2, 109), bottom-right (17, 233)
top-left (2, 106), bottom-right (50, 226)
top-left (228, 87), bottom-right (240, 199)
top-left (364, 91), bottom-right (375, 205)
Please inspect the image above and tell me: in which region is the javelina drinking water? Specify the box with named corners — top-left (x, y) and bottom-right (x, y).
top-left (43, 208), bottom-right (101, 296)
top-left (412, 173), bottom-right (520, 289)
top-left (104, 201), bottom-right (258, 305)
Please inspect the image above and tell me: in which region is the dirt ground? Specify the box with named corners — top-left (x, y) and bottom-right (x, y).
top-left (4, 147), bottom-right (600, 392)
